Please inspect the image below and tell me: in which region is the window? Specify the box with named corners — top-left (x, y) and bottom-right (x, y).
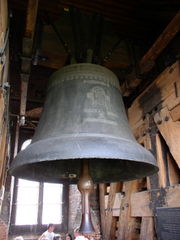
top-left (15, 179), bottom-right (63, 226)
top-left (10, 140), bottom-right (68, 234)
top-left (42, 183), bottom-right (63, 224)
top-left (15, 179), bottom-right (39, 225)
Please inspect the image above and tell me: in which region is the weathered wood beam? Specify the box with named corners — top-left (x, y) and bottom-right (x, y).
top-left (20, 0), bottom-right (39, 125)
top-left (20, 73), bottom-right (30, 124)
top-left (0, 0), bottom-right (9, 192)
top-left (131, 184), bottom-right (180, 217)
top-left (131, 190), bottom-right (152, 217)
top-left (25, 107), bottom-right (42, 118)
top-left (139, 217), bottom-right (155, 240)
top-left (0, 123), bottom-right (7, 186)
top-left (0, 89), bottom-right (5, 122)
top-left (117, 180), bottom-right (139, 240)
top-left (104, 183), bottom-right (121, 240)
top-left (0, 0), bottom-right (8, 49)
top-left (25, 0), bottom-right (38, 39)
top-left (112, 192), bottom-right (123, 217)
top-left (140, 11), bottom-right (180, 74)
top-left (154, 106), bottom-right (180, 168)
top-left (38, 52), bottom-right (68, 69)
top-left (122, 11), bottom-right (180, 96)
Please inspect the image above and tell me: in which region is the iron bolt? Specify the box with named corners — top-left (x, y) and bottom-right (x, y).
top-left (157, 120), bottom-right (162, 125)
top-left (164, 116), bottom-right (169, 121)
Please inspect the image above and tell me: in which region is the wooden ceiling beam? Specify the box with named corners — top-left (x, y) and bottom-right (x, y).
top-left (122, 11), bottom-right (180, 97)
top-left (139, 11), bottom-right (180, 74)
top-left (20, 0), bottom-right (39, 125)
top-left (58, 0), bottom-right (153, 30)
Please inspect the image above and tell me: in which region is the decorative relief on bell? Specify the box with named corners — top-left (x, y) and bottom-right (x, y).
top-left (84, 86), bottom-right (119, 126)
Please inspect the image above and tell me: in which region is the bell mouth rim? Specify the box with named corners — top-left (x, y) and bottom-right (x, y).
top-left (10, 136), bottom-right (158, 183)
top-left (9, 159), bottom-right (158, 184)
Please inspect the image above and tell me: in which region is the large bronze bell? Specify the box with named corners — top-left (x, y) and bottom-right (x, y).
top-left (10, 63), bottom-right (158, 234)
top-left (10, 63), bottom-right (158, 183)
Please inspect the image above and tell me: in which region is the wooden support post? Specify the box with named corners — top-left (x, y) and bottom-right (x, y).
top-left (155, 133), bottom-right (168, 188)
top-left (104, 183), bottom-right (121, 240)
top-left (0, 0), bottom-right (8, 49)
top-left (138, 114), bottom-right (157, 240)
top-left (140, 217), bottom-right (155, 240)
top-left (0, 89), bottom-right (5, 122)
top-left (117, 180), bottom-right (139, 240)
top-left (20, 0), bottom-right (39, 124)
top-left (0, 124), bottom-right (7, 185)
top-left (20, 73), bottom-right (30, 124)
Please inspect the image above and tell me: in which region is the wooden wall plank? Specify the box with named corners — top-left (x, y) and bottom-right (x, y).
top-left (170, 104), bottom-right (180, 122)
top-left (166, 185), bottom-right (180, 207)
top-left (131, 191), bottom-right (152, 217)
top-left (112, 192), bottom-right (123, 217)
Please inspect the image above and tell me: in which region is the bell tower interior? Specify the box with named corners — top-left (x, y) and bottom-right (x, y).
top-left (0, 0), bottom-right (180, 239)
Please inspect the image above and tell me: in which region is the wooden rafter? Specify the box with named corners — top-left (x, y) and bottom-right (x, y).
top-left (122, 11), bottom-right (180, 96)
top-left (140, 11), bottom-right (180, 74)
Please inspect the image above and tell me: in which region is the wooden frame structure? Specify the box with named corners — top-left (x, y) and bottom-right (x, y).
top-left (0, 1), bottom-right (180, 239)
top-left (99, 60), bottom-right (180, 240)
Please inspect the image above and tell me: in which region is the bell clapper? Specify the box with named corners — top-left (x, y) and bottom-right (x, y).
top-left (77, 159), bottom-right (95, 234)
